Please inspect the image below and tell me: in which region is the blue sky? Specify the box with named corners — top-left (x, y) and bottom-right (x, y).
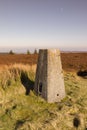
top-left (0, 0), bottom-right (87, 51)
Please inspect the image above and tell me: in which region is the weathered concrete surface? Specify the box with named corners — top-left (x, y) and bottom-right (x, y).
top-left (34, 49), bottom-right (65, 103)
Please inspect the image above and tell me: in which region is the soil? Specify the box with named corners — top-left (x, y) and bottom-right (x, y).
top-left (0, 52), bottom-right (87, 71)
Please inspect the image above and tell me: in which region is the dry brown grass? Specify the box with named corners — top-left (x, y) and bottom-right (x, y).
top-left (0, 63), bottom-right (36, 72)
top-left (0, 64), bottom-right (36, 91)
top-left (61, 52), bottom-right (87, 71)
top-left (0, 54), bottom-right (38, 66)
top-left (0, 52), bottom-right (87, 71)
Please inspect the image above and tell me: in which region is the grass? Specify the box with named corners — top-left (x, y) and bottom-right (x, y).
top-left (0, 64), bottom-right (87, 130)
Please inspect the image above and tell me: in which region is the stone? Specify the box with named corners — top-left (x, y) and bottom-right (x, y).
top-left (34, 49), bottom-right (65, 103)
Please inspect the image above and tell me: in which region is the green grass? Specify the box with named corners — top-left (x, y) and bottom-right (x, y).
top-left (0, 67), bottom-right (87, 130)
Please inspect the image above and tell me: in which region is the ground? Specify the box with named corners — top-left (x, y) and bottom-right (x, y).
top-left (0, 53), bottom-right (87, 130)
top-left (0, 52), bottom-right (87, 71)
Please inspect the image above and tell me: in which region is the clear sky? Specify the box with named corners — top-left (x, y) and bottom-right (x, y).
top-left (0, 0), bottom-right (87, 51)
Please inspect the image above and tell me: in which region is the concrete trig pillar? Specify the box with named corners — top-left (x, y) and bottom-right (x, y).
top-left (34, 49), bottom-right (65, 103)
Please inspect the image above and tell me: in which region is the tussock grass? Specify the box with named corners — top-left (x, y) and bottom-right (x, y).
top-left (0, 65), bottom-right (87, 130)
top-left (0, 64), bottom-right (36, 89)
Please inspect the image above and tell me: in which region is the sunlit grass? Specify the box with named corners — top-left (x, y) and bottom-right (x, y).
top-left (0, 65), bottom-right (87, 130)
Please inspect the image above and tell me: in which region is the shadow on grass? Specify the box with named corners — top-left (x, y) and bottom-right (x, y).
top-left (15, 120), bottom-right (25, 130)
top-left (20, 71), bottom-right (34, 95)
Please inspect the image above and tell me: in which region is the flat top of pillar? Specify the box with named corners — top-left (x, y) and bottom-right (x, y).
top-left (39, 49), bottom-right (60, 53)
